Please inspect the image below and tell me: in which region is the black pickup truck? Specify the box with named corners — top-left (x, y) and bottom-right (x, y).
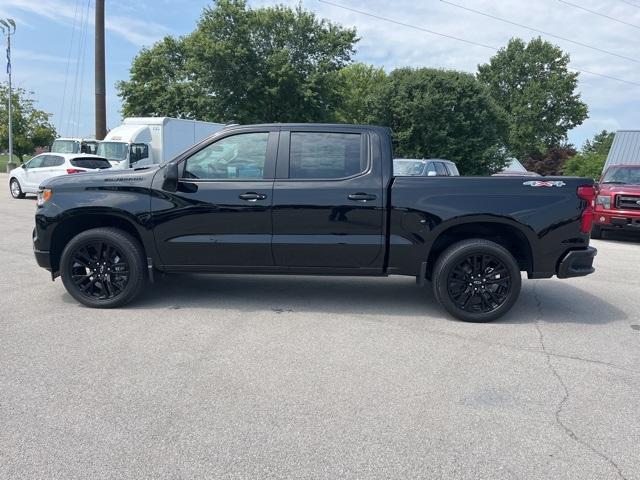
top-left (32, 124), bottom-right (597, 322)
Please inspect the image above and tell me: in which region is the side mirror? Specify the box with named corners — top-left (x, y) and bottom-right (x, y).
top-left (427, 170), bottom-right (437, 177)
top-left (21, 163), bottom-right (26, 169)
top-left (162, 162), bottom-right (179, 192)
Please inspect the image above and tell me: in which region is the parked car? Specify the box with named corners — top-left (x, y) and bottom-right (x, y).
top-left (50, 137), bottom-right (99, 155)
top-left (9, 153), bottom-right (111, 199)
top-left (592, 164), bottom-right (640, 238)
top-left (492, 159), bottom-right (540, 177)
top-left (97, 117), bottom-right (225, 170)
top-left (394, 158), bottom-right (459, 176)
top-left (33, 124), bottom-right (597, 322)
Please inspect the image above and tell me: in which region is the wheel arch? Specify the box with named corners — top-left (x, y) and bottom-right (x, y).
top-left (49, 212), bottom-right (150, 275)
top-left (426, 217), bottom-right (535, 279)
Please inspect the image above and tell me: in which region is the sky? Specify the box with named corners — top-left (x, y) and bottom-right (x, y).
top-left (1, 0), bottom-right (639, 147)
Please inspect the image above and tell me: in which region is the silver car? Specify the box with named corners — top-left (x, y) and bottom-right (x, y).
top-left (393, 158), bottom-right (460, 177)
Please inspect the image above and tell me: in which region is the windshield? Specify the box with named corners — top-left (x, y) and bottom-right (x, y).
top-left (394, 160), bottom-right (426, 176)
top-left (602, 166), bottom-right (640, 185)
top-left (97, 142), bottom-right (128, 161)
top-left (51, 139), bottom-right (79, 154)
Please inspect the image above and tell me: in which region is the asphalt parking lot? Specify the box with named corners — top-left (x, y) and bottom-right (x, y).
top-left (1, 173), bottom-right (639, 480)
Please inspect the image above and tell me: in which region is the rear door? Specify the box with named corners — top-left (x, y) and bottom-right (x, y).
top-left (37, 155), bottom-right (66, 184)
top-left (271, 127), bottom-right (384, 269)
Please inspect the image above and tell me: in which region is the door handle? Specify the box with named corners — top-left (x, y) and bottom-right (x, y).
top-left (239, 192), bottom-right (267, 202)
top-left (348, 192), bottom-right (377, 202)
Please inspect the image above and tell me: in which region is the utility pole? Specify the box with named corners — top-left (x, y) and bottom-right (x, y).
top-left (95, 0), bottom-right (106, 140)
top-left (1, 18), bottom-right (16, 172)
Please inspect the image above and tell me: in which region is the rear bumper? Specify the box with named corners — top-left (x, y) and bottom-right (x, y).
top-left (557, 247), bottom-right (597, 279)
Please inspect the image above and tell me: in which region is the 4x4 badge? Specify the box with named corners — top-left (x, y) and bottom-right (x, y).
top-left (523, 180), bottom-right (566, 187)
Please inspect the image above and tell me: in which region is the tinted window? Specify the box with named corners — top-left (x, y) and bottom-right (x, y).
top-left (71, 157), bottom-right (112, 169)
top-left (42, 155), bottom-right (64, 167)
top-left (130, 143), bottom-right (149, 166)
top-left (435, 162), bottom-right (448, 176)
top-left (290, 132), bottom-right (364, 179)
top-left (26, 156), bottom-right (45, 169)
top-left (184, 132), bottom-right (269, 180)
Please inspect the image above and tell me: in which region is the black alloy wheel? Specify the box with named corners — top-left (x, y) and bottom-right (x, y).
top-left (446, 253), bottom-right (511, 314)
top-left (69, 241), bottom-right (130, 300)
top-left (432, 239), bottom-right (522, 322)
top-left (60, 227), bottom-right (146, 308)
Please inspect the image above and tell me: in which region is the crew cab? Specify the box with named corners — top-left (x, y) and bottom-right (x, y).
top-left (592, 165), bottom-right (640, 238)
top-left (32, 124), bottom-right (597, 322)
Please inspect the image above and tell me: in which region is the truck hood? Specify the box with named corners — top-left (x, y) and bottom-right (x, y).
top-left (598, 183), bottom-right (640, 195)
top-left (40, 165), bottom-right (160, 191)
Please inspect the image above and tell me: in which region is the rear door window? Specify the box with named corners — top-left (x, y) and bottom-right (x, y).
top-left (71, 157), bottom-right (112, 169)
top-left (42, 155), bottom-right (65, 167)
top-left (289, 132), bottom-right (366, 179)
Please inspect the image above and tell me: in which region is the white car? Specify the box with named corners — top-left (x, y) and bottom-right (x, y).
top-left (9, 153), bottom-right (112, 199)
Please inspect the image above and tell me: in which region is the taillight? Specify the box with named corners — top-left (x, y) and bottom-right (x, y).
top-left (66, 168), bottom-right (85, 174)
top-left (577, 185), bottom-right (596, 234)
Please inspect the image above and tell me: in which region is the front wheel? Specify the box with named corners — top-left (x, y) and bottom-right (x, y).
top-left (432, 239), bottom-right (522, 322)
top-left (9, 178), bottom-right (25, 199)
top-left (60, 227), bottom-right (147, 308)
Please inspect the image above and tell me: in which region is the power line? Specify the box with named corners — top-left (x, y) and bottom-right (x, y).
top-left (440, 0), bottom-right (640, 65)
top-left (317, 0), bottom-right (640, 87)
top-left (59, 0), bottom-right (81, 136)
top-left (618, 0), bottom-right (640, 10)
top-left (318, 0), bottom-right (498, 51)
top-left (558, 0), bottom-right (640, 30)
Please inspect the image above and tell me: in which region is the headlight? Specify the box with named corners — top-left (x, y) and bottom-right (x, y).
top-left (36, 188), bottom-right (52, 207)
top-left (595, 195), bottom-right (611, 209)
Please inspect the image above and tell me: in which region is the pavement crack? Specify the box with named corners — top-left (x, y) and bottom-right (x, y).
top-left (532, 284), bottom-right (628, 480)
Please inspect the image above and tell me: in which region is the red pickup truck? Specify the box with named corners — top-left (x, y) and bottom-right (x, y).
top-left (592, 165), bottom-right (640, 238)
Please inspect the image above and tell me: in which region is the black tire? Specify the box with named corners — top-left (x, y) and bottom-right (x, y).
top-left (591, 224), bottom-right (602, 239)
top-left (9, 178), bottom-right (25, 199)
top-left (60, 227), bottom-right (146, 308)
top-left (432, 239), bottom-right (522, 322)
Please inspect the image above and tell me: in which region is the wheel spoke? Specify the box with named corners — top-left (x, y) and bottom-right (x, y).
top-left (68, 240), bottom-right (130, 301)
top-left (447, 251), bottom-right (512, 314)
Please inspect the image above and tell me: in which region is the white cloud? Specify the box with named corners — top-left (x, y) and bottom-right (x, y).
top-left (294, 0), bottom-right (640, 143)
top-left (0, 0), bottom-right (170, 46)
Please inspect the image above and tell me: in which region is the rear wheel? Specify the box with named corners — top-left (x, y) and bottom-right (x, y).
top-left (432, 239), bottom-right (521, 322)
top-left (60, 227), bottom-right (146, 308)
top-left (9, 178), bottom-right (25, 199)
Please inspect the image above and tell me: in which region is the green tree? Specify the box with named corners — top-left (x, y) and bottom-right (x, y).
top-left (335, 63), bottom-right (386, 124)
top-left (0, 84), bottom-right (56, 164)
top-left (373, 68), bottom-right (509, 175)
top-left (477, 37), bottom-right (588, 162)
top-left (563, 130), bottom-right (614, 179)
top-left (118, 0), bottom-right (357, 123)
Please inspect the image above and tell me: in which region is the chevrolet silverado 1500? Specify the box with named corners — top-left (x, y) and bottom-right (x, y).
top-left (32, 124), bottom-right (597, 322)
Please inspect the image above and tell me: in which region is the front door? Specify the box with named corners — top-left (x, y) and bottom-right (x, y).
top-left (271, 129), bottom-right (384, 269)
top-left (22, 155), bottom-right (47, 190)
top-left (152, 129), bottom-right (278, 267)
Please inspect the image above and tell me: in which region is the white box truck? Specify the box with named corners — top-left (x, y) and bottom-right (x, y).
top-left (97, 117), bottom-right (225, 169)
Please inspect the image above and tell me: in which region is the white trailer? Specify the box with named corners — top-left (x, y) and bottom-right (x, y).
top-left (97, 117), bottom-right (225, 169)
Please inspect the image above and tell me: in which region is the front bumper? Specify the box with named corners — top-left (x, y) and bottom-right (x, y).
top-left (557, 247), bottom-right (597, 279)
top-left (594, 211), bottom-right (640, 231)
top-left (33, 248), bottom-right (51, 271)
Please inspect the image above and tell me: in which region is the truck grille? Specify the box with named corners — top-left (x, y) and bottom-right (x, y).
top-left (616, 195), bottom-right (640, 210)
